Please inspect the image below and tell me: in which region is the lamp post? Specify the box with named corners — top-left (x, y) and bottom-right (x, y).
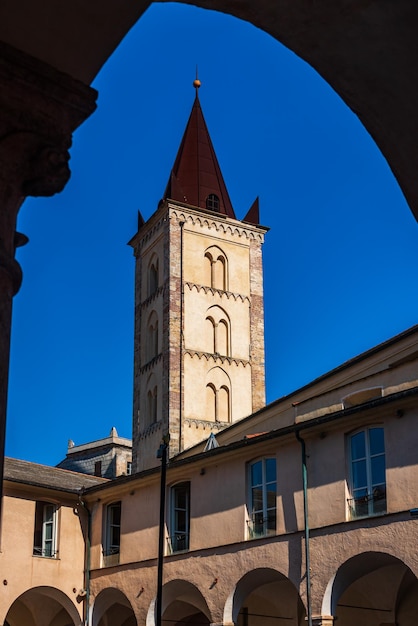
top-left (296, 430), bottom-right (312, 626)
top-left (156, 434), bottom-right (170, 626)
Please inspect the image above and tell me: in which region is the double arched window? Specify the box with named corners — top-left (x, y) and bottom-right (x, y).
top-left (204, 246), bottom-right (228, 291)
top-left (205, 306), bottom-right (230, 356)
top-left (205, 367), bottom-right (231, 423)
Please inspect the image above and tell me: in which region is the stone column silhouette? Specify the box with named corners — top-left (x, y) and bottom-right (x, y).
top-left (0, 41), bottom-right (97, 529)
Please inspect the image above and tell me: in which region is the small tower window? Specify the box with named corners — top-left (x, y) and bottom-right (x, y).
top-left (146, 312), bottom-right (159, 362)
top-left (147, 386), bottom-right (158, 426)
top-left (206, 194), bottom-right (220, 212)
top-left (147, 254), bottom-right (159, 299)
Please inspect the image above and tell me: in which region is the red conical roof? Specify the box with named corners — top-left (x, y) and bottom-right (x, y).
top-left (164, 93), bottom-right (236, 219)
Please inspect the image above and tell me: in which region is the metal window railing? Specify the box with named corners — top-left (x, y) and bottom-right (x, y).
top-left (347, 487), bottom-right (387, 520)
top-left (247, 514), bottom-right (276, 539)
top-left (102, 545), bottom-right (120, 557)
top-left (33, 546), bottom-right (58, 558)
top-left (167, 532), bottom-right (189, 554)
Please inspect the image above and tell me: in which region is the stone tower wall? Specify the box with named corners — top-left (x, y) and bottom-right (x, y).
top-left (131, 206), bottom-right (167, 472)
top-left (249, 237), bottom-right (266, 411)
top-left (131, 202), bottom-right (267, 470)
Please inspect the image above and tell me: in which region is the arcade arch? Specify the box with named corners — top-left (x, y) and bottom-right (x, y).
top-left (4, 586), bottom-right (81, 626)
top-left (225, 567), bottom-right (306, 626)
top-left (147, 579), bottom-right (211, 626)
top-left (92, 588), bottom-right (136, 626)
top-left (322, 552), bottom-right (418, 626)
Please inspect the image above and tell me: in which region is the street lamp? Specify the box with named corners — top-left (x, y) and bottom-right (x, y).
top-left (156, 434), bottom-right (170, 626)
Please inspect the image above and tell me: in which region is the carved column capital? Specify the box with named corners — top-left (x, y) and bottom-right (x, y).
top-left (0, 128), bottom-right (72, 295)
top-left (0, 130), bottom-right (72, 197)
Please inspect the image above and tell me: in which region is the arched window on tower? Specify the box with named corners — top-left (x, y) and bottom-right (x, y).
top-left (206, 193), bottom-right (220, 212)
top-left (213, 255), bottom-right (226, 290)
top-left (205, 383), bottom-right (216, 422)
top-left (147, 387), bottom-right (158, 427)
top-left (144, 374), bottom-right (158, 429)
top-left (218, 385), bottom-right (230, 422)
top-left (217, 319), bottom-right (229, 356)
top-left (204, 252), bottom-right (212, 287)
top-left (147, 255), bottom-right (159, 298)
top-left (205, 316), bottom-right (216, 353)
top-left (146, 312), bottom-right (159, 362)
top-left (205, 307), bottom-right (230, 356)
top-left (204, 246), bottom-right (228, 291)
top-left (205, 367), bottom-right (231, 423)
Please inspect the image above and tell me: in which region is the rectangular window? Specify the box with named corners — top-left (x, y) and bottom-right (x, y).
top-left (33, 501), bottom-right (58, 558)
top-left (103, 501), bottom-right (121, 564)
top-left (348, 427), bottom-right (386, 519)
top-left (247, 458), bottom-right (277, 538)
top-left (169, 482), bottom-right (190, 553)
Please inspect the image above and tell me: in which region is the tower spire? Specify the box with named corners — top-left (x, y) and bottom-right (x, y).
top-left (164, 79), bottom-right (236, 218)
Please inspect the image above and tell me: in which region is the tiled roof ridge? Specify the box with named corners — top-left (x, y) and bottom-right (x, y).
top-left (5, 456), bottom-right (107, 480)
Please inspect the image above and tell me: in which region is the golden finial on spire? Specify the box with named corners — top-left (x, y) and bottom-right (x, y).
top-left (193, 66), bottom-right (201, 91)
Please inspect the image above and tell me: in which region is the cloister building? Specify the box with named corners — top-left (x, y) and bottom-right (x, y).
top-left (1, 85), bottom-right (418, 626)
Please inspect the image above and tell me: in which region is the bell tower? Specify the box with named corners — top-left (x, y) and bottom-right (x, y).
top-left (129, 82), bottom-right (268, 472)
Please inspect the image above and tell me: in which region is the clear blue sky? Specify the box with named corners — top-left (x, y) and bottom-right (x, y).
top-left (6, 3), bottom-right (418, 466)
